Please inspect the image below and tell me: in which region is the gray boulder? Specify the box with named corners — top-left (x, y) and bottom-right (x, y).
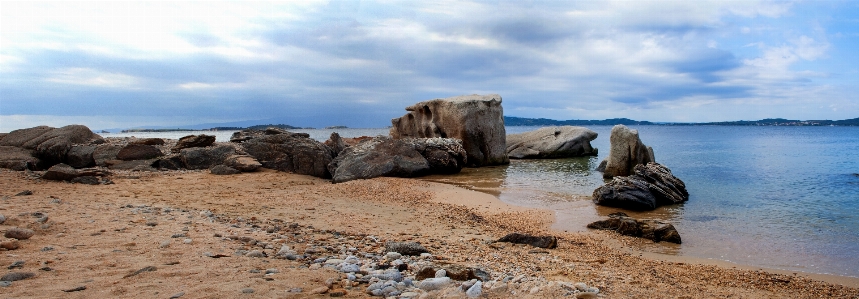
top-left (41, 163), bottom-right (80, 181)
top-left (0, 125), bottom-right (103, 167)
top-left (506, 126), bottom-right (598, 159)
top-left (223, 155), bottom-right (262, 172)
top-left (117, 144), bottom-right (163, 161)
top-left (328, 137), bottom-right (466, 183)
top-left (106, 159), bottom-right (158, 171)
top-left (172, 135), bottom-right (216, 153)
top-left (587, 212), bottom-right (682, 244)
top-left (323, 132), bottom-right (348, 157)
top-left (179, 145), bottom-right (236, 170)
top-left (0, 146), bottom-right (39, 170)
top-left (66, 145), bottom-right (96, 168)
top-left (129, 138), bottom-right (165, 145)
top-left (597, 125), bottom-right (655, 178)
top-left (210, 165), bottom-right (240, 175)
top-left (592, 162), bottom-right (688, 210)
top-left (93, 145), bottom-right (123, 167)
top-left (390, 94), bottom-right (508, 167)
top-left (242, 134), bottom-right (333, 178)
top-left (156, 156), bottom-right (184, 170)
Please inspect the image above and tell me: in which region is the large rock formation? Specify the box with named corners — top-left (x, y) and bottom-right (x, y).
top-left (506, 126), bottom-right (598, 159)
top-left (0, 146), bottom-right (39, 170)
top-left (592, 162), bottom-right (688, 210)
top-left (587, 212), bottom-right (682, 244)
top-left (0, 125), bottom-right (104, 168)
top-left (179, 145), bottom-right (236, 170)
top-left (328, 137), bottom-right (467, 183)
top-left (390, 94), bottom-right (508, 167)
top-left (66, 145), bottom-right (96, 168)
top-left (117, 144), bottom-right (164, 161)
top-left (241, 131), bottom-right (334, 178)
top-left (597, 125), bottom-right (654, 178)
top-left (171, 135), bottom-right (216, 153)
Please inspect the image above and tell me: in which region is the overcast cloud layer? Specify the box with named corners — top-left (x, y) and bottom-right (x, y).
top-left (1, 1), bottom-right (857, 131)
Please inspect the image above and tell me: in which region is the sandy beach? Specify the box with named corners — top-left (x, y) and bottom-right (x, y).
top-left (1, 168), bottom-right (857, 298)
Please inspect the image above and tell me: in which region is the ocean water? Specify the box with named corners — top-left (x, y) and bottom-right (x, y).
top-left (102, 125), bottom-right (859, 277)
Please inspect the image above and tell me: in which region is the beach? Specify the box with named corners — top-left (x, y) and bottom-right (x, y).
top-left (1, 168), bottom-right (857, 298)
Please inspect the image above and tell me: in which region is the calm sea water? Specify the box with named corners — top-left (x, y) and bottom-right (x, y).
top-left (103, 126), bottom-right (859, 277)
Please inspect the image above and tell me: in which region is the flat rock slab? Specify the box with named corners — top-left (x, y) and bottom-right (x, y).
top-left (496, 233), bottom-right (558, 249)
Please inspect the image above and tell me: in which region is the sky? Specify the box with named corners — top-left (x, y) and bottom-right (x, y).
top-left (1, 0), bottom-right (858, 131)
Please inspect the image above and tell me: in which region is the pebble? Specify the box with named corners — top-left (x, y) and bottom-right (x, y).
top-left (0, 281), bottom-right (11, 287)
top-left (265, 268), bottom-right (279, 274)
top-left (4, 227), bottom-right (35, 240)
top-left (310, 286), bottom-right (328, 294)
top-left (8, 260), bottom-right (25, 269)
top-left (169, 292), bottom-right (185, 298)
top-left (435, 269), bottom-right (446, 278)
top-left (241, 288), bottom-right (254, 294)
top-left (160, 240), bottom-right (171, 248)
top-left (576, 291), bottom-right (599, 299)
top-left (183, 239), bottom-right (193, 244)
top-left (418, 277), bottom-right (452, 291)
top-left (0, 214), bottom-right (5, 224)
top-left (15, 190), bottom-right (33, 196)
top-left (0, 240), bottom-right (20, 250)
top-left (339, 263), bottom-right (360, 273)
top-left (62, 286), bottom-right (87, 292)
top-left (245, 250), bottom-right (264, 258)
top-left (41, 246), bottom-right (54, 251)
top-left (385, 252), bottom-right (402, 261)
top-left (466, 281), bottom-right (483, 298)
top-left (1, 272), bottom-right (35, 282)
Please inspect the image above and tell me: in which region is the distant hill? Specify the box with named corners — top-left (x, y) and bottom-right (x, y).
top-left (504, 116), bottom-right (654, 126)
top-left (505, 116), bottom-right (859, 126)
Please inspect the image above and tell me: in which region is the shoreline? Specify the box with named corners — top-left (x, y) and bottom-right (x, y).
top-left (1, 169), bottom-right (857, 297)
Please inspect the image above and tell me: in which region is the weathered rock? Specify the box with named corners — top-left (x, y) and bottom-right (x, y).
top-left (385, 241), bottom-right (429, 256)
top-left (496, 233), bottom-right (558, 249)
top-left (4, 227), bottom-right (35, 240)
top-left (210, 165), bottom-right (240, 175)
top-left (598, 125), bottom-right (655, 178)
top-left (0, 146), bottom-right (39, 170)
top-left (106, 159), bottom-right (158, 171)
top-left (156, 156), bottom-right (184, 170)
top-left (117, 144), bottom-right (163, 161)
top-left (0, 240), bottom-right (19, 250)
top-left (66, 145), bottom-right (96, 168)
top-left (0, 125), bottom-right (103, 167)
top-left (390, 94), bottom-right (508, 167)
top-left (328, 137), bottom-right (466, 183)
top-left (587, 212), bottom-right (682, 244)
top-left (506, 126), bottom-right (598, 159)
top-left (0, 214), bottom-right (5, 224)
top-left (130, 138), bottom-right (165, 145)
top-left (179, 145), bottom-right (236, 170)
top-left (324, 132), bottom-right (348, 157)
top-left (93, 145), bottom-right (123, 167)
top-left (0, 272), bottom-right (35, 282)
top-left (172, 135), bottom-right (216, 153)
top-left (223, 155), bottom-right (261, 172)
top-left (41, 163), bottom-right (79, 181)
top-left (242, 134), bottom-right (333, 178)
top-left (593, 162), bottom-right (688, 210)
top-left (71, 176), bottom-right (101, 185)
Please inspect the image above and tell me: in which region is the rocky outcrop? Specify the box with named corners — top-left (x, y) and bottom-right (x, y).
top-left (0, 146), bottom-right (39, 170)
top-left (597, 125), bottom-right (655, 178)
top-left (0, 125), bottom-right (104, 168)
top-left (390, 94), bottom-right (508, 167)
top-left (587, 212), bottom-right (682, 244)
top-left (506, 126), bottom-right (598, 159)
top-left (242, 133), bottom-right (333, 178)
top-left (592, 162), bottom-right (688, 210)
top-left (41, 163), bottom-right (110, 181)
top-left (66, 145), bottom-right (96, 168)
top-left (327, 137), bottom-right (467, 183)
top-left (117, 144), bottom-right (164, 161)
top-left (223, 155), bottom-right (262, 172)
top-left (179, 145), bottom-right (236, 170)
top-left (230, 127), bottom-right (293, 143)
top-left (171, 135), bottom-right (216, 153)
top-left (495, 233), bottom-right (558, 249)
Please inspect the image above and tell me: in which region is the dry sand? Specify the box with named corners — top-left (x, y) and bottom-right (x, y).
top-left (1, 168), bottom-right (857, 298)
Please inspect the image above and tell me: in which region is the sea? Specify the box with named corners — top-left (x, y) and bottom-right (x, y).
top-left (102, 125), bottom-right (859, 278)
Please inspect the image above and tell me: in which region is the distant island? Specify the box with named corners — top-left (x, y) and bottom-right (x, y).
top-left (504, 116), bottom-right (859, 126)
top-left (120, 128), bottom-right (195, 133)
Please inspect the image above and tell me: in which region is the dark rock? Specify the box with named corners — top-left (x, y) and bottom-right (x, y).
top-left (598, 125), bottom-right (655, 178)
top-left (117, 144), bottom-right (163, 160)
top-left (156, 156), bottom-right (184, 170)
top-left (123, 265), bottom-right (157, 278)
top-left (210, 165), bottom-right (240, 175)
top-left (506, 126), bottom-right (598, 159)
top-left (179, 145), bottom-right (236, 170)
top-left (105, 159), bottom-right (157, 171)
top-left (587, 212), bottom-right (682, 244)
top-left (0, 126), bottom-right (54, 147)
top-left (172, 135), bottom-right (216, 153)
top-left (15, 190), bottom-right (32, 196)
top-left (0, 272), bottom-right (35, 282)
top-left (1, 125), bottom-right (104, 167)
top-left (130, 138), bottom-right (165, 145)
top-left (0, 146), bottom-right (39, 170)
top-left (41, 163), bottom-right (79, 181)
top-left (496, 233), bottom-right (558, 249)
top-left (328, 137), bottom-right (466, 183)
top-left (62, 286), bottom-right (87, 292)
top-left (415, 267), bottom-right (437, 281)
top-left (222, 155), bottom-right (261, 172)
top-left (8, 261), bottom-right (24, 269)
top-left (92, 145), bottom-right (123, 167)
top-left (592, 162), bottom-right (688, 210)
top-left (242, 134), bottom-right (333, 178)
top-left (0, 214), bottom-right (4, 224)
top-left (71, 176), bottom-right (101, 185)
top-left (415, 265), bottom-right (488, 281)
top-left (324, 132), bottom-right (348, 157)
top-left (66, 145), bottom-right (96, 168)
top-left (4, 227), bottom-right (35, 240)
top-left (384, 241), bottom-right (429, 256)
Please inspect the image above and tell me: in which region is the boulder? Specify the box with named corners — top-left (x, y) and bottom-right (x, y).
top-left (385, 241), bottom-right (429, 256)
top-left (106, 159), bottom-right (158, 171)
top-left (592, 162), bottom-right (688, 210)
top-left (242, 134), bottom-right (333, 178)
top-left (117, 144), bottom-right (164, 161)
top-left (171, 134), bottom-right (216, 153)
top-left (0, 125), bottom-right (103, 167)
top-left (71, 176), bottom-right (101, 185)
top-left (93, 145), bottom-right (123, 167)
top-left (130, 138), bottom-right (165, 145)
top-left (230, 128), bottom-right (299, 143)
top-left (66, 145), bottom-right (96, 168)
top-left (506, 126), bottom-right (598, 159)
top-left (327, 137), bottom-right (466, 183)
top-left (210, 165), bottom-right (240, 175)
top-left (0, 146), bottom-right (39, 170)
top-left (179, 145), bottom-right (236, 170)
top-left (223, 155), bottom-right (262, 172)
top-left (324, 132), bottom-right (348, 157)
top-left (390, 94), bottom-right (508, 167)
top-left (41, 163), bottom-right (80, 181)
top-left (156, 156), bottom-right (184, 170)
top-left (495, 233), bottom-right (558, 249)
top-left (598, 125), bottom-right (654, 178)
top-left (587, 212), bottom-right (682, 244)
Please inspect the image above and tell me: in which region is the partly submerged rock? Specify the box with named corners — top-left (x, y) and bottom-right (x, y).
top-left (592, 162), bottom-right (688, 210)
top-left (506, 126), bottom-right (598, 159)
top-left (587, 212), bottom-right (681, 244)
top-left (598, 124), bottom-right (655, 178)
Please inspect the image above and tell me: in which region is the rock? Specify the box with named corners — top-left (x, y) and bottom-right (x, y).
top-left (310, 286), bottom-right (328, 294)
top-left (179, 145), bottom-right (236, 170)
top-left (0, 125), bottom-right (103, 167)
top-left (0, 240), bottom-right (19, 250)
top-left (246, 250), bottom-right (265, 258)
top-left (71, 176), bottom-right (101, 185)
top-left (156, 156), bottom-right (184, 170)
top-left (62, 286), bottom-right (87, 292)
top-left (41, 163), bottom-right (79, 181)
top-left (328, 137), bottom-right (466, 183)
top-left (496, 233), bottom-right (558, 249)
top-left (15, 190), bottom-right (32, 196)
top-left (123, 266), bottom-right (157, 278)
top-left (66, 145), bottom-right (96, 168)
top-left (223, 155), bottom-right (262, 172)
top-left (598, 125), bottom-right (655, 178)
top-left (93, 145), bottom-right (123, 167)
top-left (210, 165), bottom-right (240, 175)
top-left (390, 94), bottom-right (508, 167)
top-left (592, 162), bottom-right (688, 210)
top-left (0, 146), bottom-right (39, 170)
top-left (172, 135), bottom-right (216, 152)
top-left (0, 214), bottom-right (5, 224)
top-left (384, 241), bottom-right (429, 256)
top-left (324, 132), bottom-right (348, 157)
top-left (506, 126), bottom-right (598, 159)
top-left (0, 272), bottom-right (35, 282)
top-left (169, 292), bottom-right (185, 298)
top-left (117, 144), bottom-right (163, 160)
top-left (466, 281), bottom-right (483, 298)
top-left (242, 133), bottom-right (333, 178)
top-left (576, 292), bottom-right (599, 299)
top-left (418, 277), bottom-right (452, 291)
top-left (130, 138), bottom-right (165, 145)
top-left (105, 159), bottom-right (158, 171)
top-left (241, 288), bottom-right (255, 294)
top-left (587, 212), bottom-right (682, 243)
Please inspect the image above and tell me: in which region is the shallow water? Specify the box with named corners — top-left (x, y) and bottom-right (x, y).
top-left (103, 125), bottom-right (859, 277)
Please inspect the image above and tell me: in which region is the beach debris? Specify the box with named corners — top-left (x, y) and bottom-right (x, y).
top-left (496, 233), bottom-right (558, 249)
top-left (4, 227), bottom-right (35, 240)
top-left (587, 212), bottom-right (682, 244)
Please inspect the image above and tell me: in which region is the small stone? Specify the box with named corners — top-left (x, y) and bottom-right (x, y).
top-left (183, 239), bottom-right (193, 244)
top-left (169, 292), bottom-right (185, 298)
top-left (4, 227), bottom-right (35, 240)
top-left (466, 281), bottom-right (483, 298)
top-left (418, 277), bottom-right (452, 291)
top-left (145, 221), bottom-right (158, 227)
top-left (62, 286), bottom-right (87, 292)
top-left (160, 240), bottom-right (171, 248)
top-left (385, 252), bottom-right (402, 261)
top-left (288, 287), bottom-right (302, 293)
top-left (8, 260), bottom-right (25, 269)
top-left (0, 240), bottom-right (20, 250)
top-left (1, 272), bottom-right (35, 281)
top-left (246, 250), bottom-right (264, 258)
top-left (241, 288), bottom-right (254, 294)
top-left (265, 268), bottom-right (279, 274)
top-left (0, 214), bottom-right (6, 224)
top-left (41, 246), bottom-right (54, 251)
top-left (328, 289), bottom-right (347, 297)
top-left (310, 286), bottom-right (328, 294)
top-left (435, 269), bottom-right (447, 278)
top-left (123, 266), bottom-right (156, 278)
top-left (171, 233), bottom-right (188, 238)
top-left (0, 281), bottom-right (11, 287)
top-left (574, 282), bottom-right (588, 291)
top-left (576, 292), bottom-right (599, 299)
top-left (15, 190), bottom-right (33, 196)
top-left (339, 263), bottom-right (360, 273)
